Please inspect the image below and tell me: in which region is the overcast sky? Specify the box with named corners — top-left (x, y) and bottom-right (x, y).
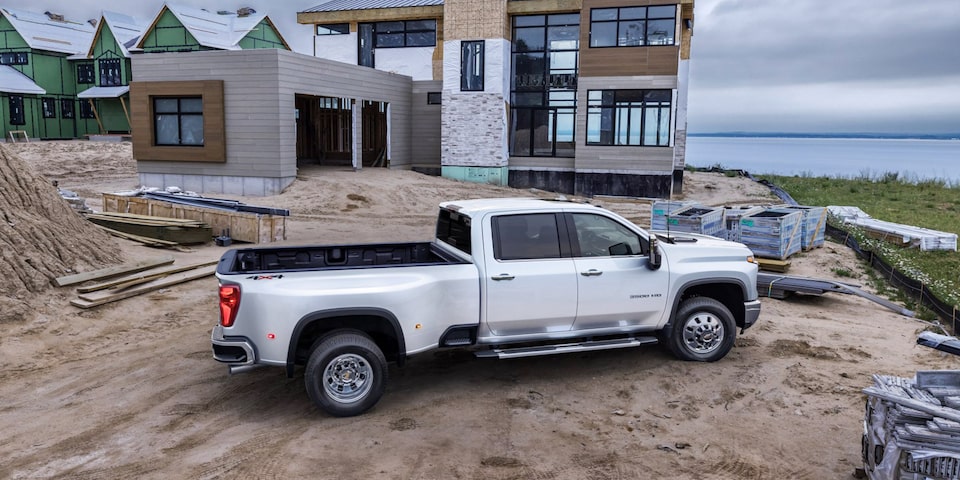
top-left (9, 0), bottom-right (960, 134)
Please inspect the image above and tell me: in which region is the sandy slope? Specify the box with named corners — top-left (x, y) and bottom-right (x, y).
top-left (2, 141), bottom-right (956, 479)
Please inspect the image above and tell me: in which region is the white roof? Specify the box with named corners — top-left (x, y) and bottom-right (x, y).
top-left (0, 7), bottom-right (94, 55)
top-left (97, 11), bottom-right (147, 57)
top-left (141, 3), bottom-right (272, 51)
top-left (0, 65), bottom-right (45, 94)
top-left (77, 86), bottom-right (130, 98)
top-left (302, 0), bottom-right (443, 13)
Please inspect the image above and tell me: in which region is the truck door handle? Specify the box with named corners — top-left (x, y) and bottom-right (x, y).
top-left (491, 274), bottom-right (515, 281)
top-left (580, 269), bottom-right (603, 277)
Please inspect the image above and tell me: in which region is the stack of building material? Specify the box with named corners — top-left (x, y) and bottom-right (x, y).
top-left (662, 205), bottom-right (725, 237)
top-left (862, 373), bottom-right (960, 480)
top-left (722, 206), bottom-right (764, 242)
top-left (84, 212), bottom-right (213, 245)
top-left (650, 200), bottom-right (695, 231)
top-left (828, 206), bottom-right (957, 252)
top-left (774, 204), bottom-right (827, 250)
top-left (739, 209), bottom-right (804, 259)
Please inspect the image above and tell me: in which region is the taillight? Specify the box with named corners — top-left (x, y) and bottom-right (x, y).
top-left (219, 284), bottom-right (241, 327)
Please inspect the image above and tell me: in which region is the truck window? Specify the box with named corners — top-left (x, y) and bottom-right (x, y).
top-left (436, 209), bottom-right (471, 255)
top-left (570, 213), bottom-right (643, 257)
top-left (493, 214), bottom-right (562, 260)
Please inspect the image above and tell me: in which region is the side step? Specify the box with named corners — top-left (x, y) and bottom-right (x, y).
top-left (475, 336), bottom-right (658, 359)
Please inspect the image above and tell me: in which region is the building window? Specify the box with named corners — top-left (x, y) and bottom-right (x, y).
top-left (586, 90), bottom-right (672, 146)
top-left (590, 6), bottom-right (676, 47)
top-left (79, 99), bottom-right (96, 119)
top-left (317, 23), bottom-right (349, 35)
top-left (153, 97), bottom-right (204, 146)
top-left (427, 92), bottom-right (442, 105)
top-left (42, 97), bottom-right (56, 118)
top-left (99, 58), bottom-right (122, 87)
top-left (77, 63), bottom-right (95, 84)
top-left (61, 99), bottom-right (75, 119)
top-left (0, 52), bottom-right (28, 65)
top-left (9, 95), bottom-right (24, 125)
top-left (509, 13), bottom-right (579, 158)
top-left (366, 19), bottom-right (437, 48)
top-left (461, 41), bottom-right (484, 91)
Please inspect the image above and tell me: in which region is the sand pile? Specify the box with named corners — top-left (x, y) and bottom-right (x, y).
top-left (0, 144), bottom-right (123, 322)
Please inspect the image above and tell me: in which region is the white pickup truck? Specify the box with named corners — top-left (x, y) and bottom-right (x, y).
top-left (212, 198), bottom-right (761, 416)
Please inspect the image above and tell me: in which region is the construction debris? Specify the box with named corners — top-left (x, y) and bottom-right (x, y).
top-left (54, 256), bottom-right (174, 287)
top-left (70, 265), bottom-right (217, 309)
top-left (63, 259), bottom-right (217, 309)
top-left (829, 206), bottom-right (957, 252)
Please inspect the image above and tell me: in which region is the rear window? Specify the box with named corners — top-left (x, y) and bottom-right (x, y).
top-left (436, 209), bottom-right (471, 255)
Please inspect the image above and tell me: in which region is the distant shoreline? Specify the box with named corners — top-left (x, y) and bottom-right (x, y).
top-left (689, 132), bottom-right (960, 141)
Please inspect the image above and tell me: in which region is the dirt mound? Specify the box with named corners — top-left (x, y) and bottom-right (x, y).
top-left (0, 145), bottom-right (122, 322)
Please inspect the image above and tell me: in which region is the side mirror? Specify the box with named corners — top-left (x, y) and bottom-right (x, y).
top-left (647, 236), bottom-right (662, 270)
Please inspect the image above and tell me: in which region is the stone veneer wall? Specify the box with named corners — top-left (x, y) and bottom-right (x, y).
top-left (441, 92), bottom-right (508, 167)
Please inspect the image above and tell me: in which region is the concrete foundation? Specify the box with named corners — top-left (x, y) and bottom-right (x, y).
top-left (139, 173), bottom-right (296, 196)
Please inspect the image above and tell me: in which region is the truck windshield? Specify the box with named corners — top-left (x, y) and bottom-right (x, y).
top-left (436, 209), bottom-right (471, 255)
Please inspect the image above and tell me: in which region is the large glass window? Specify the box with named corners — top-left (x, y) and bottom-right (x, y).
top-left (42, 97), bottom-right (56, 118)
top-left (154, 97), bottom-right (204, 146)
top-left (77, 63), bottom-right (95, 84)
top-left (60, 99), bottom-right (75, 119)
top-left (589, 5), bottom-right (676, 47)
top-left (316, 23), bottom-right (349, 35)
top-left (0, 52), bottom-right (28, 65)
top-left (366, 20), bottom-right (437, 48)
top-left (8, 95), bottom-right (24, 125)
top-left (461, 40), bottom-right (484, 91)
top-left (510, 13), bottom-right (579, 158)
top-left (586, 90), bottom-right (672, 146)
top-left (99, 58), bottom-right (122, 87)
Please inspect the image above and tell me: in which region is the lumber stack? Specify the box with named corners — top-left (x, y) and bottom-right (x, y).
top-left (84, 212), bottom-right (213, 245)
top-left (55, 256), bottom-right (217, 309)
top-left (828, 205), bottom-right (957, 252)
top-left (863, 373), bottom-right (960, 479)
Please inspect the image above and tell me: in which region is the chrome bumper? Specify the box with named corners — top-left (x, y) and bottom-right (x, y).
top-left (742, 299), bottom-right (761, 331)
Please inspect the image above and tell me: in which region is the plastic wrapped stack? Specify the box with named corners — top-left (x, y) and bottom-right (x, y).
top-left (774, 204), bottom-right (827, 250)
top-left (738, 209), bottom-right (804, 259)
top-left (722, 206), bottom-right (764, 243)
top-left (650, 200), bottom-right (695, 231)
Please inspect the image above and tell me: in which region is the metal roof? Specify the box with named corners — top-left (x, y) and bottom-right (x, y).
top-left (77, 85), bottom-right (130, 98)
top-left (0, 66), bottom-right (46, 95)
top-left (0, 7), bottom-right (95, 55)
top-left (301, 0), bottom-right (444, 13)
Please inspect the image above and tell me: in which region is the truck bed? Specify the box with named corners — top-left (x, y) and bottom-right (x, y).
top-left (219, 242), bottom-right (468, 274)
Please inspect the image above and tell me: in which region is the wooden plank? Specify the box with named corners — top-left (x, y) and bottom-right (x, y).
top-left (70, 266), bottom-right (217, 309)
top-left (55, 255), bottom-right (175, 287)
top-left (76, 260), bottom-right (219, 293)
top-left (757, 258), bottom-right (791, 273)
top-left (93, 224), bottom-right (181, 247)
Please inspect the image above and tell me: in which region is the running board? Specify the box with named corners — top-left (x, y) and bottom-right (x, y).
top-left (475, 336), bottom-right (658, 359)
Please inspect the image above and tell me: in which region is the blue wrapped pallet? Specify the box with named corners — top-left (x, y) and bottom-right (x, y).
top-left (663, 205), bottom-right (725, 238)
top-left (739, 209), bottom-right (804, 259)
top-left (651, 201), bottom-right (695, 231)
top-left (722, 206), bottom-right (764, 243)
top-left (772, 205), bottom-right (827, 250)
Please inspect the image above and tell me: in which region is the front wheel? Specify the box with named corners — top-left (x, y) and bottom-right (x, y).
top-left (664, 297), bottom-right (736, 362)
top-left (305, 330), bottom-right (387, 417)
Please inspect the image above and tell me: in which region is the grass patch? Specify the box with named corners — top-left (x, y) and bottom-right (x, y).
top-left (831, 267), bottom-right (855, 278)
top-left (760, 173), bottom-right (960, 311)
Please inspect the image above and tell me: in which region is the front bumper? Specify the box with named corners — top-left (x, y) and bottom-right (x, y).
top-left (211, 325), bottom-right (256, 365)
top-left (742, 299), bottom-right (761, 331)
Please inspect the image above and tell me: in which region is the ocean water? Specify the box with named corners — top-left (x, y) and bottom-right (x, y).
top-left (686, 136), bottom-right (960, 183)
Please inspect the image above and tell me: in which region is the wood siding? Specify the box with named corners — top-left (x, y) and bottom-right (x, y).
top-left (578, 0), bottom-right (680, 77)
top-left (130, 80), bottom-right (226, 163)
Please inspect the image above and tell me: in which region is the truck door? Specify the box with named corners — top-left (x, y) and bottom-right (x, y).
top-left (484, 213), bottom-right (578, 336)
top-left (567, 213), bottom-right (670, 330)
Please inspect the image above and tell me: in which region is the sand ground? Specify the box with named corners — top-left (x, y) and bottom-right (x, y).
top-left (2, 141), bottom-right (956, 479)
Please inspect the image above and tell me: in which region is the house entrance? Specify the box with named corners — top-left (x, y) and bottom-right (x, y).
top-left (295, 95), bottom-right (353, 167)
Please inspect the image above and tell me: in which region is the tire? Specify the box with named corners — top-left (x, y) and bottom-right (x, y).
top-left (664, 297), bottom-right (736, 362)
top-left (305, 330), bottom-right (387, 417)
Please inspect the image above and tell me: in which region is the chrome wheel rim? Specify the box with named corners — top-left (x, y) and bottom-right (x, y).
top-left (681, 311), bottom-right (724, 355)
top-left (323, 353), bottom-right (373, 404)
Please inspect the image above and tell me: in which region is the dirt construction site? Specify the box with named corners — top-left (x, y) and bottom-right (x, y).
top-left (1, 141), bottom-right (957, 479)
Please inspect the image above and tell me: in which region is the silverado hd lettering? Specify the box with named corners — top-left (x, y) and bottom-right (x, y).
top-left (212, 198), bottom-right (761, 416)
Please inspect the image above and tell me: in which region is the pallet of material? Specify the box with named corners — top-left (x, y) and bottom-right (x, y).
top-left (102, 193), bottom-right (285, 244)
top-left (722, 206), bottom-right (764, 243)
top-left (772, 204), bottom-right (827, 250)
top-left (739, 209), bottom-right (804, 260)
top-left (650, 201), bottom-right (696, 231)
top-left (828, 205), bottom-right (957, 252)
top-left (84, 212), bottom-right (213, 245)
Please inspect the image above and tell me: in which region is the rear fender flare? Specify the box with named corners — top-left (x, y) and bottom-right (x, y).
top-left (286, 308), bottom-right (405, 377)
